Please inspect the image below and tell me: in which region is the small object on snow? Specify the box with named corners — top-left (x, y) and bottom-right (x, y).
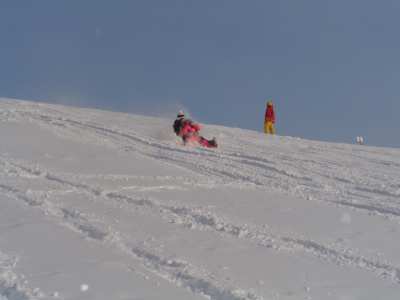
top-left (52, 291), bottom-right (60, 298)
top-left (356, 136), bottom-right (364, 145)
top-left (80, 284), bottom-right (89, 292)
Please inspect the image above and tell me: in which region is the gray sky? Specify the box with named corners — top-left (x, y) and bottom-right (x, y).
top-left (1, 1), bottom-right (399, 147)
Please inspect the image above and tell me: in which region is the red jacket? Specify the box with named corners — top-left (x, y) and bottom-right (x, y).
top-left (180, 120), bottom-right (200, 137)
top-left (265, 105), bottom-right (275, 123)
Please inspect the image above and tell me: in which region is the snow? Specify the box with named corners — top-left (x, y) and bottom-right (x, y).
top-left (79, 285), bottom-right (89, 292)
top-left (0, 98), bottom-right (400, 299)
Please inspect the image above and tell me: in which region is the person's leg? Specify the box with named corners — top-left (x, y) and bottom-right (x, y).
top-left (264, 122), bottom-right (268, 134)
top-left (183, 133), bottom-right (201, 145)
top-left (266, 121), bottom-right (273, 134)
top-left (198, 136), bottom-right (209, 147)
top-left (269, 122), bottom-right (275, 135)
top-left (182, 132), bottom-right (197, 145)
top-left (198, 136), bottom-right (218, 148)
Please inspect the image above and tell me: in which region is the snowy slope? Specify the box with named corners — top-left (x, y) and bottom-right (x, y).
top-left (0, 98), bottom-right (400, 300)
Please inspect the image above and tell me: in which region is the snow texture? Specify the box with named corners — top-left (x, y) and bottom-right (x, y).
top-left (0, 98), bottom-right (400, 299)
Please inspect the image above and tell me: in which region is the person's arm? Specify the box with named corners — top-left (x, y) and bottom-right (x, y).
top-left (272, 107), bottom-right (276, 123)
top-left (191, 123), bottom-right (201, 132)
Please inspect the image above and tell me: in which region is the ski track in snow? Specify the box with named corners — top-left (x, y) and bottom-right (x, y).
top-left (2, 156), bottom-right (400, 288)
top-left (1, 100), bottom-right (400, 299)
top-left (0, 163), bottom-right (263, 300)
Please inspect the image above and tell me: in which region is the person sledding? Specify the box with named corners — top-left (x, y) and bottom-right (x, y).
top-left (173, 111), bottom-right (217, 148)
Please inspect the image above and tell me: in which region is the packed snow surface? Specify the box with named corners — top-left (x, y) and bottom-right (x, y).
top-left (1, 98), bottom-right (400, 300)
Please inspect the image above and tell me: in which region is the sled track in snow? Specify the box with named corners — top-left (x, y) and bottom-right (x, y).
top-left (15, 109), bottom-right (400, 223)
top-left (2, 158), bottom-right (400, 286)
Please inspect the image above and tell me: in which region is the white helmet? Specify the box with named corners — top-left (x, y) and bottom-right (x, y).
top-left (177, 110), bottom-right (185, 118)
